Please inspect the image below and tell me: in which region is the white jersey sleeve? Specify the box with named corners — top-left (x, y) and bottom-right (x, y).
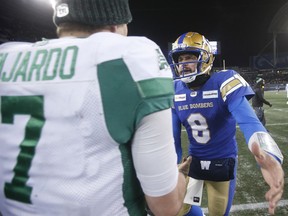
top-left (132, 109), bottom-right (178, 197)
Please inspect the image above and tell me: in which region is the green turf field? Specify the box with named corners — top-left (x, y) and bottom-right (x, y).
top-left (181, 90), bottom-right (288, 215)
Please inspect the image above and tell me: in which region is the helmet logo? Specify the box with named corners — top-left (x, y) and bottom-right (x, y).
top-left (172, 43), bottom-right (188, 50)
top-left (56, 3), bottom-right (69, 18)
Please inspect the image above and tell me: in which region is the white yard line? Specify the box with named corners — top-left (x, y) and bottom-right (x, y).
top-left (202, 199), bottom-right (288, 213)
top-left (236, 122), bottom-right (288, 128)
top-left (264, 122), bottom-right (288, 126)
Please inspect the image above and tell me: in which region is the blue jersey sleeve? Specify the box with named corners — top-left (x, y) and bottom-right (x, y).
top-left (228, 96), bottom-right (267, 143)
top-left (218, 70), bottom-right (254, 105)
top-left (172, 108), bottom-right (182, 164)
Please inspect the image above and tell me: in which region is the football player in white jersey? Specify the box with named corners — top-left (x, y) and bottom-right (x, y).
top-left (168, 32), bottom-right (284, 216)
top-left (0, 0), bottom-right (192, 215)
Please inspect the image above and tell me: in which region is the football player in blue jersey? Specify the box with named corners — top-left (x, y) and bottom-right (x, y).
top-left (168, 32), bottom-right (284, 216)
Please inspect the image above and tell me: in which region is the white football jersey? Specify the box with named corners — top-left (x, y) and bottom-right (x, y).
top-left (0, 32), bottom-right (173, 216)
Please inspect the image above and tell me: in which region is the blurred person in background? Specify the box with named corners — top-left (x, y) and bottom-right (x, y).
top-left (252, 78), bottom-right (272, 127)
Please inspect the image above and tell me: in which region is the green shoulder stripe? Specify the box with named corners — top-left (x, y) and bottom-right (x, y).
top-left (97, 58), bottom-right (173, 144)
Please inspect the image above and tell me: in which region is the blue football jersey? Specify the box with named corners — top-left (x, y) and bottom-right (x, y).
top-left (173, 70), bottom-right (254, 160)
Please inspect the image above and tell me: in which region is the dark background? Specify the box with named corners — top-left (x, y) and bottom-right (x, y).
top-left (0, 0), bottom-right (288, 67)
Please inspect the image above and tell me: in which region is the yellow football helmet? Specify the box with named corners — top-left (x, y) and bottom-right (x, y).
top-left (168, 32), bottom-right (214, 83)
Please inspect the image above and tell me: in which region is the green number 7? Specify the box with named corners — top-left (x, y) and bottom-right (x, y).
top-left (1, 95), bottom-right (45, 204)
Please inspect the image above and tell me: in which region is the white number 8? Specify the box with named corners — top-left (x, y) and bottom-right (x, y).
top-left (187, 113), bottom-right (210, 144)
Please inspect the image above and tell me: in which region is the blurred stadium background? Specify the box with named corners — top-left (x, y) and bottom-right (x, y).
top-left (1, 1), bottom-right (288, 88)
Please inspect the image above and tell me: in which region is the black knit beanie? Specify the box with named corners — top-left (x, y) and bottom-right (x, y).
top-left (53, 0), bottom-right (132, 27)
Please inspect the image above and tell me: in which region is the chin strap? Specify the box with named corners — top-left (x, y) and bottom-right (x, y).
top-left (248, 132), bottom-right (284, 164)
top-left (186, 74), bottom-right (210, 89)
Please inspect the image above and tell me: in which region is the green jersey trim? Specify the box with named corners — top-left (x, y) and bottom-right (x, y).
top-left (97, 58), bottom-right (173, 144)
top-left (119, 142), bottom-right (146, 216)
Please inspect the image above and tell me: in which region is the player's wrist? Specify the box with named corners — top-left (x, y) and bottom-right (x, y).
top-left (248, 132), bottom-right (284, 164)
top-left (178, 168), bottom-right (189, 177)
top-left (178, 156), bottom-right (191, 177)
